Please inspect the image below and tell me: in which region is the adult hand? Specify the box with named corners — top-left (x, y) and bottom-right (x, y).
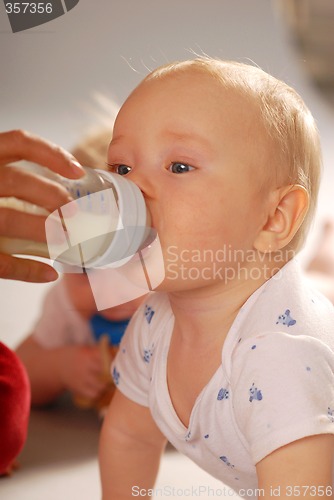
top-left (0, 130), bottom-right (84, 283)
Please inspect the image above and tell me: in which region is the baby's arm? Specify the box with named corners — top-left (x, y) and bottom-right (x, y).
top-left (99, 389), bottom-right (167, 500)
top-left (16, 335), bottom-right (107, 406)
top-left (256, 433), bottom-right (333, 498)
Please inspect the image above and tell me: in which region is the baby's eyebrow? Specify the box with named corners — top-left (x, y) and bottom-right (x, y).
top-left (108, 130), bottom-right (215, 161)
top-left (164, 130), bottom-right (212, 149)
top-left (164, 131), bottom-right (216, 162)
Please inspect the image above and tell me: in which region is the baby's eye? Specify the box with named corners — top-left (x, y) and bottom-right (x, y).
top-left (110, 164), bottom-right (132, 176)
top-left (169, 162), bottom-right (195, 174)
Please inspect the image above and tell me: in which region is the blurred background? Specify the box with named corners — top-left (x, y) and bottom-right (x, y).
top-left (0, 0), bottom-right (333, 498)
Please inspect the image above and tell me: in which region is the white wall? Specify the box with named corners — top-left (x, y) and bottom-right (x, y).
top-left (0, 0), bottom-right (333, 348)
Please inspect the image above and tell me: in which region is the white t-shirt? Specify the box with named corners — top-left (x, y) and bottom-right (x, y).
top-left (112, 259), bottom-right (334, 497)
top-left (32, 280), bottom-right (130, 348)
top-left (33, 280), bottom-right (92, 348)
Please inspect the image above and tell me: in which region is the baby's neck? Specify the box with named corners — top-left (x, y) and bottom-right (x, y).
top-left (168, 261), bottom-right (284, 346)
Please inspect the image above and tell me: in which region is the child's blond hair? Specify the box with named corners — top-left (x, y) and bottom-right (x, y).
top-left (144, 58), bottom-right (322, 252)
top-left (71, 126), bottom-right (113, 171)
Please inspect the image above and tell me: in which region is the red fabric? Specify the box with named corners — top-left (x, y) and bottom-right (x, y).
top-left (0, 342), bottom-right (30, 475)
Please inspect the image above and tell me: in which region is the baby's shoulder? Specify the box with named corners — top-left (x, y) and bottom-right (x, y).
top-left (239, 267), bottom-right (334, 348)
top-left (230, 272), bottom-right (334, 376)
top-left (130, 292), bottom-right (173, 335)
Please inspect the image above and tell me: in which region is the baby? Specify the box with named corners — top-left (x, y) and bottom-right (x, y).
top-left (99, 58), bottom-right (334, 498)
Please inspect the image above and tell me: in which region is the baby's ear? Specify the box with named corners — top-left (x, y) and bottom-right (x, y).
top-left (254, 185), bottom-right (309, 253)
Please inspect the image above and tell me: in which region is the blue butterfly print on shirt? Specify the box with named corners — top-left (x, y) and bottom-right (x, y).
top-left (144, 305), bottom-right (155, 324)
top-left (249, 383), bottom-right (263, 402)
top-left (219, 455), bottom-right (235, 469)
top-left (217, 388), bottom-right (229, 400)
top-left (276, 309), bottom-right (296, 327)
top-left (112, 366), bottom-right (120, 386)
top-left (143, 344), bottom-right (155, 363)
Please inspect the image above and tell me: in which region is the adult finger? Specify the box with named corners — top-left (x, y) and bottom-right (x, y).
top-left (0, 166), bottom-right (73, 211)
top-left (0, 253), bottom-right (58, 283)
top-left (0, 130), bottom-right (84, 178)
top-left (0, 208), bottom-right (48, 241)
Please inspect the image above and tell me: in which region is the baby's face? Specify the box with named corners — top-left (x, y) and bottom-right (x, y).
top-left (108, 69), bottom-right (271, 289)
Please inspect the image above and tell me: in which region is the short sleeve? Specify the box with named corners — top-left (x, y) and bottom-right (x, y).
top-left (111, 300), bottom-right (154, 408)
top-left (33, 280), bottom-right (91, 348)
top-left (231, 332), bottom-right (334, 464)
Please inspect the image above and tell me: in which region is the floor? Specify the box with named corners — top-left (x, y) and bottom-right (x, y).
top-left (0, 395), bottom-right (230, 500)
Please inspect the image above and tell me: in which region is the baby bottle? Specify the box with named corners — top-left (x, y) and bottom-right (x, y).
top-left (0, 163), bottom-right (151, 270)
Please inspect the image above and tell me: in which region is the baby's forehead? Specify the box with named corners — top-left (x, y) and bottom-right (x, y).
top-left (142, 65), bottom-right (263, 117)
top-left (118, 66), bottom-right (269, 146)
top-left (115, 66), bottom-right (273, 168)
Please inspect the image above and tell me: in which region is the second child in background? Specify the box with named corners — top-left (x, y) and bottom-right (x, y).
top-left (16, 127), bottom-right (146, 412)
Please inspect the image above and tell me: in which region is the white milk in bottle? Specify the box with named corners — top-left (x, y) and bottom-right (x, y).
top-left (0, 164), bottom-right (151, 269)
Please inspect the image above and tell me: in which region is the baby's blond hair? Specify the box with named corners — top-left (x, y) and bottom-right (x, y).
top-left (144, 58), bottom-right (322, 252)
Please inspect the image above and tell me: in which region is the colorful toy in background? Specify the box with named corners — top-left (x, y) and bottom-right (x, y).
top-left (73, 315), bottom-right (129, 415)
